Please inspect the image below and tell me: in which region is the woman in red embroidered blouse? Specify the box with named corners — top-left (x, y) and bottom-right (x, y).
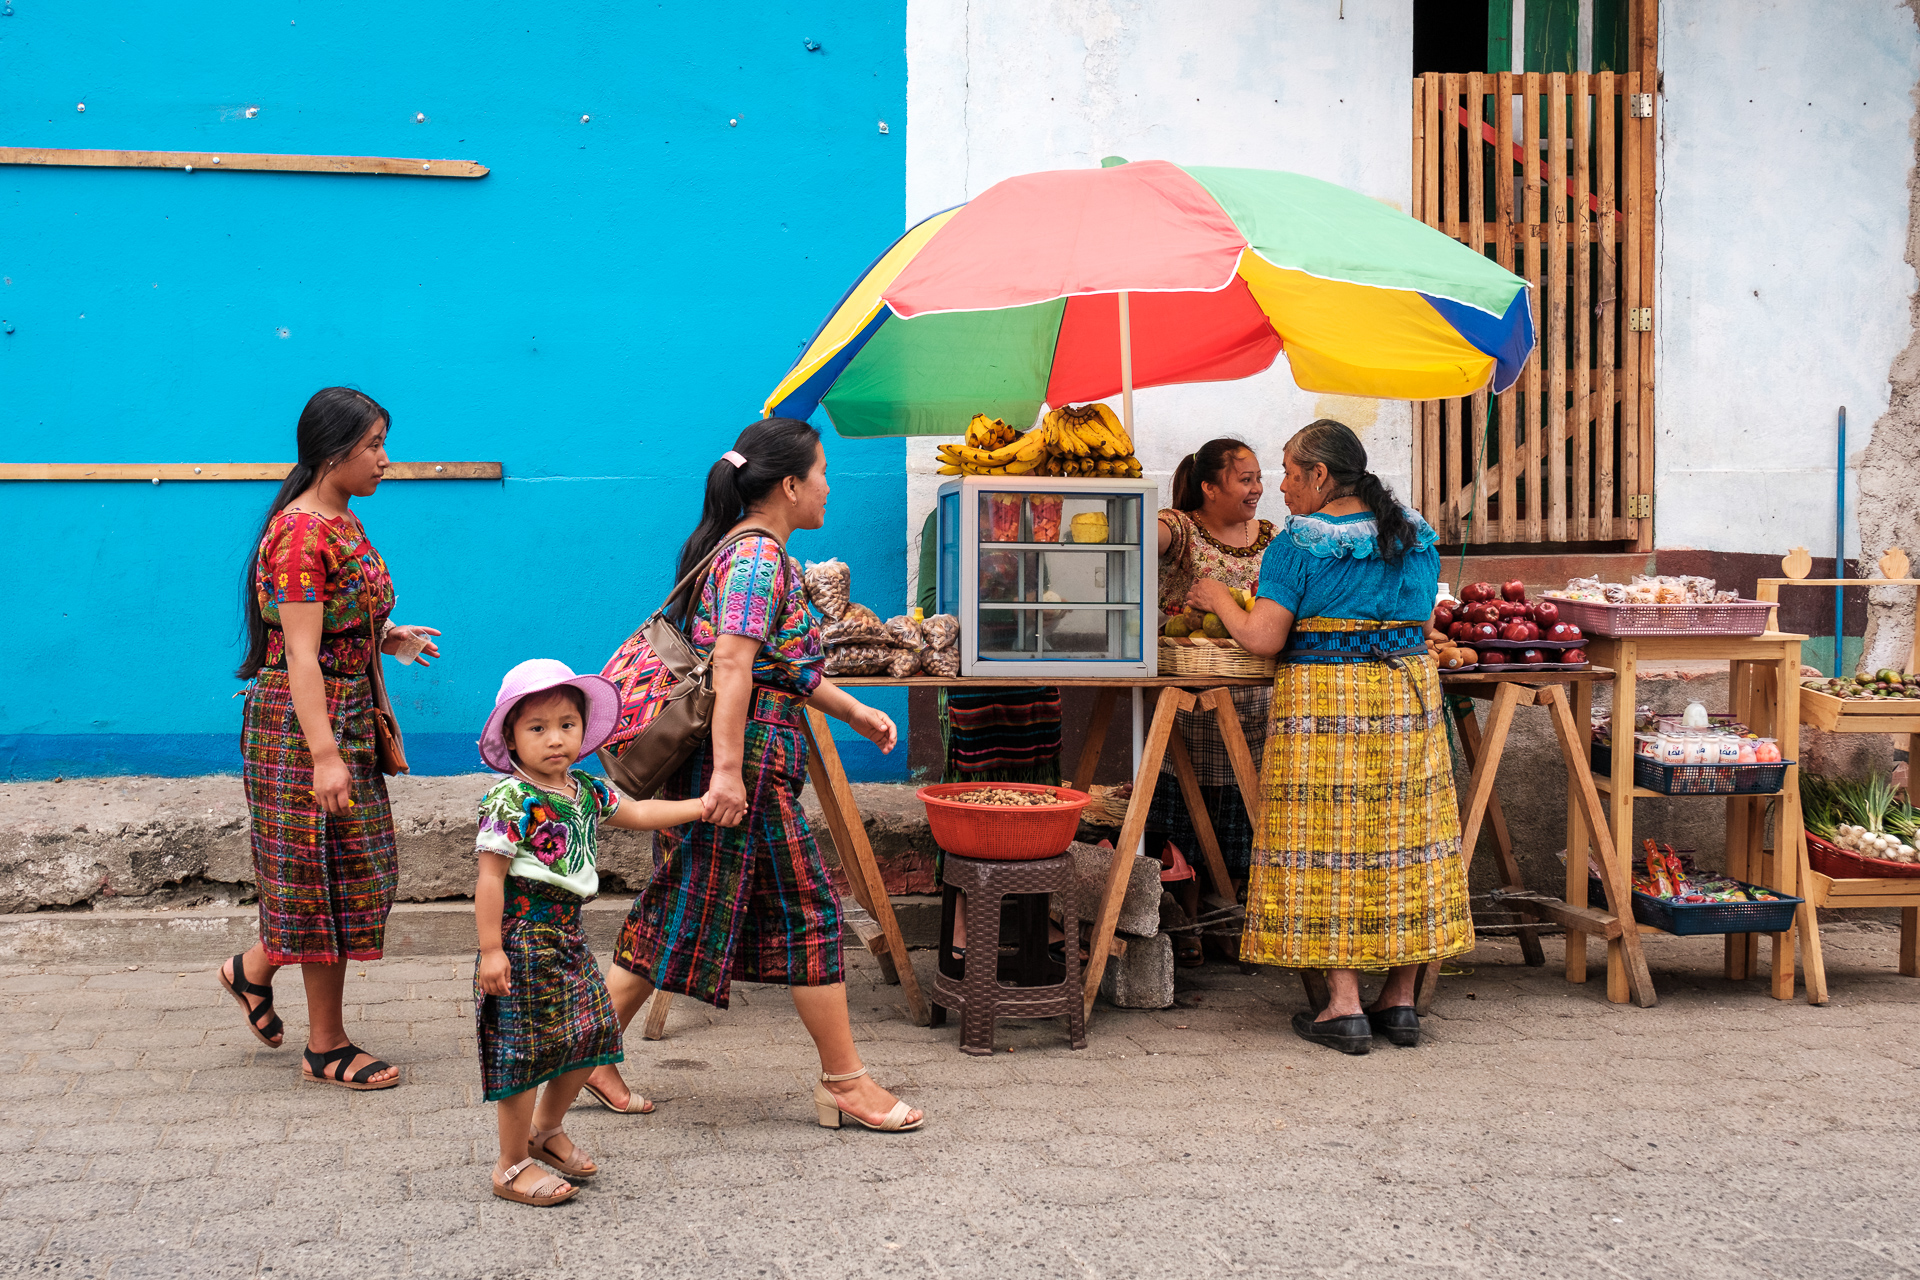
top-left (220, 388), bottom-right (442, 1091)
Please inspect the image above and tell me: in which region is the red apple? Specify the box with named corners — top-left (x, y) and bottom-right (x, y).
top-left (1495, 601), bottom-right (1528, 620)
top-left (1502, 579), bottom-right (1528, 602)
top-left (1472, 602), bottom-right (1505, 625)
top-left (1472, 622), bottom-right (1500, 642)
top-left (1547, 622), bottom-right (1582, 642)
top-left (1519, 648), bottom-right (1545, 664)
top-left (1500, 621), bottom-right (1533, 642)
top-left (1461, 581), bottom-right (1499, 604)
top-left (1531, 600), bottom-right (1560, 627)
top-left (1449, 621), bottom-right (1476, 643)
top-left (1432, 605), bottom-right (1456, 632)
top-left (1563, 648), bottom-right (1588, 664)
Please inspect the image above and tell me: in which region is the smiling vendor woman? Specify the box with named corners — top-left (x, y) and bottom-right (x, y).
top-left (1188, 419), bottom-right (1469, 1056)
top-left (1146, 439), bottom-right (1275, 957)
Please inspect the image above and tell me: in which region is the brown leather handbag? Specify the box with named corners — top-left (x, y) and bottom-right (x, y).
top-left (360, 575), bottom-right (409, 776)
top-left (596, 527), bottom-right (789, 799)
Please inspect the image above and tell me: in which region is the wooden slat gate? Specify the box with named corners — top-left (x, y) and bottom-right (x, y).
top-left (1410, 71), bottom-right (1656, 550)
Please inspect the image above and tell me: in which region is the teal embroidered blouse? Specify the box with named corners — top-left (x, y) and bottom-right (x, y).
top-left (1255, 509), bottom-right (1442, 623)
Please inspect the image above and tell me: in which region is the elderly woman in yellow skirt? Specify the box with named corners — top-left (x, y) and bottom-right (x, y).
top-left (1188, 419), bottom-right (1470, 1055)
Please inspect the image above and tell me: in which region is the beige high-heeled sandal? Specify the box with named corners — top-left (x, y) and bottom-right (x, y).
top-left (528, 1125), bottom-right (598, 1178)
top-left (812, 1066), bottom-right (924, 1132)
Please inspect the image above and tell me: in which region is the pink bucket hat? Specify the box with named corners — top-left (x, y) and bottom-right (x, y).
top-left (478, 659), bottom-right (620, 774)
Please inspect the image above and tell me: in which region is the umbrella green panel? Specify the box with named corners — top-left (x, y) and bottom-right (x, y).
top-left (819, 298), bottom-right (1066, 438)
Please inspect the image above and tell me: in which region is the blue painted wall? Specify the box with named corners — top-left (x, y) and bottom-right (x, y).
top-left (0, 2), bottom-right (911, 779)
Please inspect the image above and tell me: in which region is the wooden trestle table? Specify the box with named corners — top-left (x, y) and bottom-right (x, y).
top-left (636, 674), bottom-right (1270, 1038)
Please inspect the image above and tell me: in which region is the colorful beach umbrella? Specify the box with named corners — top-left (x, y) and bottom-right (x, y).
top-left (764, 160), bottom-right (1534, 438)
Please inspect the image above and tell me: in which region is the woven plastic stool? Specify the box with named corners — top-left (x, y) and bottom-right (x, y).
top-left (931, 851), bottom-right (1087, 1056)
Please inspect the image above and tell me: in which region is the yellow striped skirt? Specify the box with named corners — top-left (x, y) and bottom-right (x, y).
top-left (1241, 618), bottom-right (1473, 970)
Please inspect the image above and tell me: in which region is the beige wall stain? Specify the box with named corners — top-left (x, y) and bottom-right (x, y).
top-left (1310, 395), bottom-right (1381, 434)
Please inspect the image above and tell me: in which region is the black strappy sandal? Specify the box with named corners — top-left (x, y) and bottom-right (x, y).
top-left (218, 952), bottom-right (284, 1048)
top-left (301, 1043), bottom-right (398, 1091)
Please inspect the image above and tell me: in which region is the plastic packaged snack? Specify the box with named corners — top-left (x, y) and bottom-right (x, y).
top-left (883, 614), bottom-right (926, 652)
top-left (803, 558), bottom-right (853, 620)
top-left (824, 643), bottom-right (893, 676)
top-left (921, 646), bottom-right (960, 677)
top-left (886, 646), bottom-right (921, 678)
top-left (920, 613), bottom-right (960, 650)
top-left (821, 603), bottom-right (893, 646)
top-left (1028, 494), bottom-right (1063, 543)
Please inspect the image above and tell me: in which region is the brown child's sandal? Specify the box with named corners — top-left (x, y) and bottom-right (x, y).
top-left (491, 1157), bottom-right (576, 1207)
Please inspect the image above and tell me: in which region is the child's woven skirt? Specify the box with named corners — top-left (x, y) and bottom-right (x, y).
top-left (612, 684), bottom-right (843, 1009)
top-left (475, 877), bottom-right (623, 1101)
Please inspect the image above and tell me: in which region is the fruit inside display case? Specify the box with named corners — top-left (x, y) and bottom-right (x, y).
top-left (936, 476), bottom-right (1158, 677)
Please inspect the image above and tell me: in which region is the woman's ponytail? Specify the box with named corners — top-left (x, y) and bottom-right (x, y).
top-left (235, 387), bottom-right (390, 679)
top-left (670, 416), bottom-right (822, 620)
top-left (1285, 418), bottom-right (1419, 565)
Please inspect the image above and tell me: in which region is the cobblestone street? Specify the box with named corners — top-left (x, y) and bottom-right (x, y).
top-left (5, 926), bottom-right (1920, 1280)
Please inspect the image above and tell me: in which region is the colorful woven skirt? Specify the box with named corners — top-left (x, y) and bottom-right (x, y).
top-left (613, 685), bottom-right (843, 1009)
top-left (1145, 683), bottom-right (1271, 878)
top-left (942, 686), bottom-right (1062, 783)
top-left (474, 877), bottom-right (623, 1102)
top-left (241, 667), bottom-right (397, 965)
top-left (1241, 619), bottom-right (1472, 969)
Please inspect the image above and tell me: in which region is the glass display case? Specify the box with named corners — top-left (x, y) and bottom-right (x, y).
top-left (934, 476), bottom-right (1158, 678)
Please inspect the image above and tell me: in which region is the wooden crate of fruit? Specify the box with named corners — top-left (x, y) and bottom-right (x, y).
top-left (1798, 671), bottom-right (1920, 733)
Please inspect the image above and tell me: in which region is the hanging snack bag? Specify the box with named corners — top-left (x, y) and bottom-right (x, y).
top-left (920, 613), bottom-right (960, 651)
top-left (803, 558), bottom-right (853, 620)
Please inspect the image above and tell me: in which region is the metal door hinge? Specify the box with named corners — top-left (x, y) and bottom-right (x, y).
top-left (1625, 494), bottom-right (1652, 519)
top-left (1628, 307), bottom-right (1652, 332)
top-left (1628, 93), bottom-right (1653, 118)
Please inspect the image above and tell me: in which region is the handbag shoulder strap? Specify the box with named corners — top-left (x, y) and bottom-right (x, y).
top-left (356, 561), bottom-right (395, 712)
top-left (655, 525), bottom-right (792, 635)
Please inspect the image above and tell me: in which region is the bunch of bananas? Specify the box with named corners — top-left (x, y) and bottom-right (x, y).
top-left (935, 404), bottom-right (1143, 477)
top-left (934, 415), bottom-right (1050, 475)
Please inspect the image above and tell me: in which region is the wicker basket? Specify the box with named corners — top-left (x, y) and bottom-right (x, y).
top-left (1158, 636), bottom-right (1276, 678)
top-left (1547, 596), bottom-right (1775, 638)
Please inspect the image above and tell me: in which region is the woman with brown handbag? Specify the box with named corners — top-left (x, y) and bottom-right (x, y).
top-left (588, 416), bottom-right (923, 1132)
top-left (220, 387), bottom-right (442, 1090)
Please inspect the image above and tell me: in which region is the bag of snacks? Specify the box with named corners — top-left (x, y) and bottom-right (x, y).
top-left (921, 645), bottom-right (959, 677)
top-left (920, 613), bottom-right (960, 651)
top-left (883, 614), bottom-right (925, 652)
top-left (886, 647), bottom-right (922, 678)
top-left (803, 558), bottom-right (852, 620)
top-left (821, 602), bottom-right (893, 646)
top-left (824, 642), bottom-right (893, 676)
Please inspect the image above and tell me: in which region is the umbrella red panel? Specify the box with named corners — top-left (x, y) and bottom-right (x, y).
top-left (1044, 279), bottom-right (1283, 407)
top-left (883, 160), bottom-right (1247, 317)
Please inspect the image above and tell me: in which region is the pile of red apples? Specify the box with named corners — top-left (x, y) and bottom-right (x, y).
top-left (1430, 580), bottom-right (1589, 668)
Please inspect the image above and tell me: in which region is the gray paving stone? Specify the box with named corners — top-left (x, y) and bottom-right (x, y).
top-left (103, 1245), bottom-right (260, 1279)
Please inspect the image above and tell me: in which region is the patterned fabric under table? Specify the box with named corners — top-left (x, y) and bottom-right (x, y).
top-left (1144, 683), bottom-right (1271, 877)
top-left (241, 667), bottom-right (397, 965)
top-left (474, 876), bottom-right (623, 1102)
top-left (612, 685), bottom-right (843, 1008)
top-left (1241, 618), bottom-right (1472, 970)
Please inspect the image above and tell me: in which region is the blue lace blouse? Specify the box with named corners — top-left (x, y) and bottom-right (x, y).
top-left (1255, 509), bottom-right (1442, 623)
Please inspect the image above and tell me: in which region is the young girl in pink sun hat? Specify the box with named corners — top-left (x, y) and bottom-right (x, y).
top-left (471, 658), bottom-right (718, 1207)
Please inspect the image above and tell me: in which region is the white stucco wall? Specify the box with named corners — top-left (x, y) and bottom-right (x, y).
top-left (903, 0), bottom-right (1415, 599)
top-left (1656, 0), bottom-right (1919, 558)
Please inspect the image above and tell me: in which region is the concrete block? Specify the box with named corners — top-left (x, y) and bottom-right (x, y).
top-left (1065, 841), bottom-right (1161, 935)
top-left (1097, 931), bottom-right (1174, 1009)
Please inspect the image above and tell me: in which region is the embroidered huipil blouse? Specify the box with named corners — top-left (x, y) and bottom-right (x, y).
top-left (1256, 509), bottom-right (1442, 623)
top-left (474, 771), bottom-right (621, 900)
top-left (253, 510), bottom-right (395, 673)
top-left (689, 535), bottom-right (823, 697)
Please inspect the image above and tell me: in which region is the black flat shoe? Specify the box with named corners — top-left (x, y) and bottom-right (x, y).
top-left (1290, 1012), bottom-right (1371, 1055)
top-left (1366, 1006), bottom-right (1421, 1047)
